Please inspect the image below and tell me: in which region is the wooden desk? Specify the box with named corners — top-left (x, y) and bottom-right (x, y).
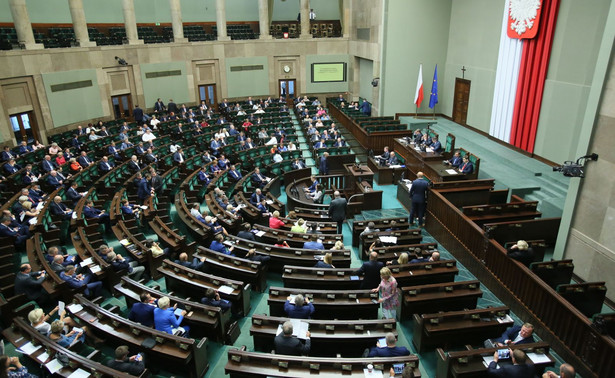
top-left (250, 315), bottom-right (396, 357)
top-left (412, 306), bottom-right (513, 353)
top-left (394, 138), bottom-right (470, 183)
top-left (401, 280), bottom-right (483, 318)
top-left (344, 163), bottom-right (374, 189)
top-left (436, 342), bottom-right (554, 378)
top-left (366, 157), bottom-right (407, 185)
top-left (268, 286), bottom-right (379, 320)
top-left (226, 347), bottom-right (421, 377)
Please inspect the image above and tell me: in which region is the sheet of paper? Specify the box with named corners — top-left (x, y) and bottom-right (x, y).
top-left (527, 352), bottom-right (551, 364)
top-left (218, 285), bottom-right (234, 294)
top-left (58, 301), bottom-right (65, 315)
top-left (67, 367), bottom-right (91, 378)
top-left (71, 211), bottom-right (77, 219)
top-left (80, 257), bottom-right (93, 267)
top-left (445, 169), bottom-right (458, 175)
top-left (89, 265), bottom-right (101, 274)
top-left (363, 368), bottom-right (384, 378)
top-left (66, 303), bottom-right (83, 314)
top-left (254, 231), bottom-right (265, 237)
top-left (45, 359), bottom-right (63, 374)
top-left (36, 202), bottom-right (45, 211)
top-left (377, 338), bottom-right (387, 347)
top-left (482, 355), bottom-right (498, 368)
top-left (36, 351), bottom-right (50, 363)
top-left (119, 239), bottom-right (130, 246)
top-left (276, 319), bottom-right (309, 339)
top-left (426, 147), bottom-right (434, 153)
top-left (266, 200), bottom-right (274, 205)
top-left (389, 164), bottom-right (402, 168)
top-left (139, 205), bottom-right (149, 210)
top-left (16, 342), bottom-right (41, 355)
top-left (174, 308), bottom-right (184, 316)
top-left (379, 236), bottom-right (397, 244)
top-left (497, 314), bottom-right (513, 323)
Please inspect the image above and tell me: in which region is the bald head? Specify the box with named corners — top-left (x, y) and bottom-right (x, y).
top-left (369, 251), bottom-right (378, 261)
top-left (560, 364), bottom-right (575, 378)
top-left (417, 172), bottom-right (424, 179)
top-left (430, 252), bottom-right (440, 261)
top-left (334, 191), bottom-right (340, 198)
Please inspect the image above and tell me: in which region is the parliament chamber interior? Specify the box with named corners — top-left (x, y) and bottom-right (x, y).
top-left (0, 0), bottom-right (614, 377)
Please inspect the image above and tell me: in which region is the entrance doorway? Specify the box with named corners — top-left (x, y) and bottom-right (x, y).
top-left (9, 112), bottom-right (38, 143)
top-left (452, 78), bottom-right (471, 125)
top-left (111, 94), bottom-right (133, 120)
top-left (279, 79), bottom-right (296, 99)
top-left (198, 84), bottom-right (217, 107)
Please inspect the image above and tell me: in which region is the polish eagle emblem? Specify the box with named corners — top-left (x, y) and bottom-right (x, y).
top-left (508, 0), bottom-right (541, 39)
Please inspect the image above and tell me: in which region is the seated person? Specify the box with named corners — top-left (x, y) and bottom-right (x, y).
top-left (249, 188), bottom-right (264, 205)
top-left (48, 319), bottom-right (87, 348)
top-left (507, 240), bottom-right (534, 266)
top-left (307, 184), bottom-right (323, 203)
top-left (430, 137), bottom-right (442, 153)
top-left (366, 332), bottom-right (411, 357)
top-left (83, 200), bottom-right (111, 230)
top-left (274, 320), bottom-right (311, 356)
top-left (290, 219), bottom-right (308, 234)
top-left (201, 288), bottom-right (231, 312)
top-left (154, 296), bottom-right (190, 337)
top-left (360, 222), bottom-right (379, 236)
top-left (314, 252), bottom-right (335, 268)
top-left (228, 164), bottom-right (242, 181)
top-left (107, 251), bottom-right (145, 281)
top-left (303, 234), bottom-right (324, 250)
top-left (197, 166), bottom-right (211, 185)
top-left (444, 151), bottom-right (462, 168)
top-left (269, 210), bottom-right (285, 229)
top-left (251, 167), bottom-right (271, 188)
top-left (256, 198), bottom-right (270, 216)
top-left (120, 199), bottom-right (142, 219)
top-left (98, 156), bottom-right (114, 172)
top-left (209, 234), bottom-right (235, 255)
top-left (128, 292), bottom-right (157, 327)
top-left (303, 176), bottom-right (319, 193)
top-left (386, 152), bottom-right (399, 166)
top-left (175, 252), bottom-right (206, 271)
top-left (28, 306), bottom-right (78, 336)
top-left (458, 156), bottom-right (474, 174)
top-left (239, 248), bottom-right (271, 263)
top-left (488, 348), bottom-right (534, 378)
top-left (1, 356), bottom-right (36, 377)
top-left (204, 216), bottom-right (228, 236)
top-left (409, 251), bottom-right (440, 264)
top-left (284, 294), bottom-right (315, 319)
top-left (60, 265), bottom-right (103, 298)
top-left (330, 240), bottom-right (345, 250)
top-left (107, 345), bottom-right (146, 376)
top-left (237, 222), bottom-right (256, 241)
top-left (543, 364), bottom-right (575, 378)
top-left (45, 246), bottom-right (76, 266)
top-left (484, 323), bottom-right (535, 348)
top-left (387, 252), bottom-right (409, 266)
top-left (144, 239), bottom-right (169, 258)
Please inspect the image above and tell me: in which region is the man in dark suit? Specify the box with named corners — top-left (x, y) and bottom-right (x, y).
top-left (409, 171), bottom-right (429, 227)
top-left (431, 137), bottom-right (442, 153)
top-left (128, 156), bottom-right (141, 172)
top-left (99, 156), bottom-right (114, 173)
top-left (237, 222), bottom-right (255, 241)
top-left (385, 151), bottom-right (399, 166)
top-left (143, 149), bottom-right (157, 164)
top-left (444, 151), bottom-right (462, 168)
top-left (318, 152), bottom-right (329, 175)
top-left (354, 252), bottom-right (384, 289)
top-left (107, 345), bottom-right (146, 376)
top-left (328, 191), bottom-right (347, 233)
top-left (292, 159), bottom-right (306, 170)
top-left (66, 182), bottom-right (84, 206)
top-left (487, 349), bottom-right (534, 378)
top-left (71, 135), bottom-right (82, 150)
top-left (83, 199), bottom-right (111, 230)
top-left (77, 151), bottom-right (93, 168)
top-left (249, 188), bottom-right (263, 205)
top-left (175, 252), bottom-right (206, 271)
top-left (251, 168), bottom-right (269, 188)
top-left (173, 148), bottom-right (185, 164)
top-left (366, 333), bottom-right (411, 357)
top-left (0, 216), bottom-right (29, 245)
top-left (228, 165), bottom-right (242, 181)
top-left (274, 321), bottom-right (311, 356)
top-left (167, 99), bottom-right (178, 114)
top-left (14, 263), bottom-right (46, 301)
top-left (1, 146), bottom-right (16, 161)
top-left (60, 265), bottom-right (103, 298)
top-left (128, 292), bottom-right (157, 327)
top-left (47, 170), bottom-right (64, 189)
top-left (3, 159), bottom-right (20, 174)
top-left (485, 323), bottom-right (535, 348)
top-left (49, 196), bottom-right (72, 220)
top-left (154, 98), bottom-right (166, 113)
top-left (303, 234), bottom-right (324, 250)
top-left (137, 174), bottom-right (152, 204)
top-left (41, 155), bottom-right (56, 173)
top-left (133, 105), bottom-right (144, 124)
top-left (150, 169), bottom-right (163, 193)
top-left (458, 156), bottom-right (474, 174)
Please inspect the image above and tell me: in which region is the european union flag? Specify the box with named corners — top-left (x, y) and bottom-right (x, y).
top-left (429, 65), bottom-right (438, 109)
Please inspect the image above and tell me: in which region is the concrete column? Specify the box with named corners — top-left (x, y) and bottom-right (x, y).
top-left (215, 0), bottom-right (230, 41)
top-left (342, 0), bottom-right (352, 38)
top-left (258, 0), bottom-right (272, 40)
top-left (68, 0), bottom-right (95, 47)
top-left (121, 0), bottom-right (143, 45)
top-left (169, 0), bottom-right (187, 43)
top-left (300, 0), bottom-right (311, 39)
top-left (8, 0), bottom-right (43, 49)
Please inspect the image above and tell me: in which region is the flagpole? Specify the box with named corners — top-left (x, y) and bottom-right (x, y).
top-left (432, 106), bottom-right (436, 120)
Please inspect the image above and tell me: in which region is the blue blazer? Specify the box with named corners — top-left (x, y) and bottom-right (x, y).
top-left (210, 240), bottom-right (231, 255)
top-left (410, 178), bottom-right (429, 202)
top-left (284, 300), bottom-right (315, 319)
top-left (71, 138), bottom-right (81, 149)
top-left (250, 192), bottom-right (263, 205)
top-left (173, 152), bottom-right (184, 163)
top-left (83, 206), bottom-right (102, 219)
top-left (368, 346), bottom-right (410, 357)
top-left (198, 171), bottom-right (211, 184)
top-left (448, 156), bottom-right (462, 168)
top-left (66, 188), bottom-right (82, 204)
top-left (319, 156), bottom-right (328, 175)
top-left (154, 307), bottom-right (183, 335)
top-left (496, 325), bottom-right (535, 345)
top-left (431, 141), bottom-right (442, 153)
top-left (228, 170), bottom-right (242, 181)
top-left (487, 361), bottom-right (534, 378)
top-left (41, 160), bottom-right (56, 172)
top-left (459, 161), bottom-right (474, 174)
top-left (137, 179), bottom-right (151, 199)
top-left (47, 175), bottom-right (63, 188)
top-left (303, 241), bottom-right (324, 250)
top-left (77, 156), bottom-right (91, 167)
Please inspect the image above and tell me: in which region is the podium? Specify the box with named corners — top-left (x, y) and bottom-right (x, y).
top-left (344, 163), bottom-right (374, 190)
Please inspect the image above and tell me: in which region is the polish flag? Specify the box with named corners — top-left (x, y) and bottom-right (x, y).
top-left (414, 64), bottom-right (424, 108)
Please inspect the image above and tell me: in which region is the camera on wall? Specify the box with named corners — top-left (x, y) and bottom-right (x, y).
top-left (371, 77), bottom-right (379, 87)
top-left (552, 153), bottom-right (598, 178)
top-left (115, 56), bottom-right (128, 66)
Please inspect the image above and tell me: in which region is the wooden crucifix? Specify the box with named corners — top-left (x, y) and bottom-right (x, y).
top-left (461, 66), bottom-right (466, 79)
